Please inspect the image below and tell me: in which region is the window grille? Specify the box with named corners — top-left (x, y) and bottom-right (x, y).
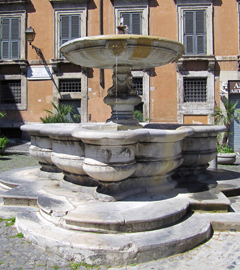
top-left (59, 79), bottom-right (81, 93)
top-left (184, 78), bottom-right (207, 102)
top-left (132, 77), bottom-right (143, 95)
top-left (0, 80), bottom-right (21, 103)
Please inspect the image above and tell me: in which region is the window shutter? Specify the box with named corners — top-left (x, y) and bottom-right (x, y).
top-left (121, 12), bottom-right (141, 34)
top-left (184, 11), bottom-right (194, 54)
top-left (1, 17), bottom-right (20, 59)
top-left (11, 18), bottom-right (20, 59)
top-left (71, 15), bottom-right (81, 39)
top-left (60, 15), bottom-right (70, 45)
top-left (196, 10), bottom-right (205, 54)
top-left (60, 15), bottom-right (81, 45)
top-left (184, 10), bottom-right (206, 55)
top-left (122, 13), bottom-right (130, 33)
top-left (1, 18), bottom-right (10, 59)
top-left (132, 13), bottom-right (141, 34)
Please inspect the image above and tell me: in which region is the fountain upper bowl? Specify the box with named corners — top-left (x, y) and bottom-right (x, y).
top-left (60, 35), bottom-right (185, 69)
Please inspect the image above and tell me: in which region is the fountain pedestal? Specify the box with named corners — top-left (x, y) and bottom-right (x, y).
top-left (104, 65), bottom-right (142, 126)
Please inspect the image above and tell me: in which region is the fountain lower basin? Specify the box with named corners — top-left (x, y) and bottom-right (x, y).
top-left (21, 122), bottom-right (225, 200)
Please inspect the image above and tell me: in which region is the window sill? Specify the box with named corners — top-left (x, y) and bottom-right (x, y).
top-left (177, 55), bottom-right (216, 72)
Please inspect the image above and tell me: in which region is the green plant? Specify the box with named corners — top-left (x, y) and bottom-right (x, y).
top-left (9, 232), bottom-right (23, 238)
top-left (0, 136), bottom-right (10, 149)
top-left (0, 111), bottom-right (6, 119)
top-left (133, 110), bottom-right (143, 122)
top-left (214, 100), bottom-right (240, 148)
top-left (0, 217), bottom-right (15, 227)
top-left (40, 101), bottom-right (81, 123)
top-left (69, 262), bottom-right (81, 270)
top-left (217, 144), bottom-right (235, 153)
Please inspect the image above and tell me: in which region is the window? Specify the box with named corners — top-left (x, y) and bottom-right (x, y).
top-left (114, 0), bottom-right (148, 35)
top-left (133, 77), bottom-right (143, 121)
top-left (184, 10), bottom-right (206, 55)
top-left (0, 11), bottom-right (25, 60)
top-left (54, 8), bottom-right (87, 59)
top-left (0, 75), bottom-right (27, 110)
top-left (133, 77), bottom-right (143, 95)
top-left (60, 15), bottom-right (81, 46)
top-left (184, 78), bottom-right (207, 102)
top-left (52, 73), bottom-right (88, 122)
top-left (0, 80), bottom-right (21, 104)
top-left (59, 99), bottom-right (81, 123)
top-left (131, 72), bottom-right (149, 122)
top-left (177, 3), bottom-right (213, 56)
top-left (59, 79), bottom-right (81, 93)
top-left (1, 17), bottom-right (20, 59)
top-left (121, 12), bottom-right (141, 34)
top-left (177, 71), bottom-right (215, 124)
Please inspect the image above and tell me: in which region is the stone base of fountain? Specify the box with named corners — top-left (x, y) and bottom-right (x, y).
top-left (1, 166), bottom-right (240, 266)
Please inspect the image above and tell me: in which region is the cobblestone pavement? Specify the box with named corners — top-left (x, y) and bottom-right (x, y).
top-left (1, 144), bottom-right (240, 269)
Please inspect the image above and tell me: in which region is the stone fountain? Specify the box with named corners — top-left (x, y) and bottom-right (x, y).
top-left (1, 34), bottom-right (236, 267)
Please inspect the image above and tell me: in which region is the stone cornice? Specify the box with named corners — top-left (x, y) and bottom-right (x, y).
top-left (177, 55), bottom-right (216, 72)
top-left (0, 60), bottom-right (28, 74)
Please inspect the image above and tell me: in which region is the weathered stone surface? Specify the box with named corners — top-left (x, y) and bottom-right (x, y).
top-left (16, 211), bottom-right (211, 266)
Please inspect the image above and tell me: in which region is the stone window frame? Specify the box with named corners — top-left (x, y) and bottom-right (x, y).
top-left (0, 10), bottom-right (26, 61)
top-left (177, 2), bottom-right (213, 56)
top-left (114, 0), bottom-right (149, 35)
top-left (0, 73), bottom-right (27, 110)
top-left (177, 70), bottom-right (215, 124)
top-left (52, 71), bottom-right (88, 123)
top-left (132, 70), bottom-right (150, 122)
top-left (54, 6), bottom-right (87, 60)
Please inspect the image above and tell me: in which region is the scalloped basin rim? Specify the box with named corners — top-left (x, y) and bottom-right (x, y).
top-left (60, 34), bottom-right (185, 46)
top-left (72, 125), bottom-right (194, 143)
top-left (60, 34), bottom-right (185, 69)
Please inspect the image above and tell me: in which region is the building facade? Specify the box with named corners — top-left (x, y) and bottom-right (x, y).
top-left (0, 0), bottom-right (239, 151)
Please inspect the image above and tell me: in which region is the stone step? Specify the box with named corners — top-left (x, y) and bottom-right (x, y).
top-left (62, 197), bottom-right (190, 233)
top-left (15, 211), bottom-right (211, 266)
top-left (0, 168), bottom-right (52, 206)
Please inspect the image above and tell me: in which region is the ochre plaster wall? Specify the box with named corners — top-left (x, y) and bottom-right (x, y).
top-left (17, 0), bottom-right (54, 124)
top-left (149, 1), bottom-right (178, 122)
top-left (21, 81), bottom-right (53, 122)
top-left (27, 0), bottom-right (54, 60)
top-left (214, 0), bottom-right (238, 56)
top-left (150, 64), bottom-right (178, 122)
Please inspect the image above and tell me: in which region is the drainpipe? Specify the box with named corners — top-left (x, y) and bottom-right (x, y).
top-left (99, 0), bottom-right (104, 87)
